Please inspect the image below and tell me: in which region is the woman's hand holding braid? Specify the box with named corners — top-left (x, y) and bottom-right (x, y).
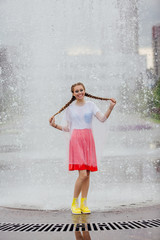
top-left (109, 98), bottom-right (116, 110)
top-left (49, 116), bottom-right (56, 127)
top-left (99, 98), bottom-right (116, 120)
top-left (49, 116), bottom-right (62, 130)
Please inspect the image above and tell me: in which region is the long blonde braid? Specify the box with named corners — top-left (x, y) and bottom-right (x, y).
top-left (53, 82), bottom-right (113, 117)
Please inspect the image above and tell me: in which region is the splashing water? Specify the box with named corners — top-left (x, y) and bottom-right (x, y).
top-left (0, 0), bottom-right (159, 210)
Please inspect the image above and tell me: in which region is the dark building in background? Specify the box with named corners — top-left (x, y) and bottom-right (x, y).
top-left (152, 24), bottom-right (160, 79)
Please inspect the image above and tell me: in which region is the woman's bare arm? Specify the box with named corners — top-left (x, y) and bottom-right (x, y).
top-left (49, 116), bottom-right (69, 132)
top-left (95, 98), bottom-right (116, 122)
top-left (49, 116), bottom-right (63, 131)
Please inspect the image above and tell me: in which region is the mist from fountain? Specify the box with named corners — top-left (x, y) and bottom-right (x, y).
top-left (0, 0), bottom-right (159, 210)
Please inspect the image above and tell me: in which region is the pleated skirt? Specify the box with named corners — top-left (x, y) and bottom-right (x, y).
top-left (69, 129), bottom-right (98, 171)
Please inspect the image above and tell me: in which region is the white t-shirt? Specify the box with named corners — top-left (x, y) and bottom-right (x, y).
top-left (64, 101), bottom-right (100, 131)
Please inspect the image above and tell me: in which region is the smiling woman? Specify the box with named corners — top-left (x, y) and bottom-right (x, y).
top-left (49, 82), bottom-right (116, 215)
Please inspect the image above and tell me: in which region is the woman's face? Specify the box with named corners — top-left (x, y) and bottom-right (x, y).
top-left (73, 85), bottom-right (85, 100)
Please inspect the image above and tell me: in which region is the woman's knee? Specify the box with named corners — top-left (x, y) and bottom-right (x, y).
top-left (79, 170), bottom-right (89, 181)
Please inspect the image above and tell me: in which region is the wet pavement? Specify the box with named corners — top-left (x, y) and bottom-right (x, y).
top-left (0, 204), bottom-right (160, 240)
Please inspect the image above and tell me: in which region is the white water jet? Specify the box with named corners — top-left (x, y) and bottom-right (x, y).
top-left (0, 0), bottom-right (160, 210)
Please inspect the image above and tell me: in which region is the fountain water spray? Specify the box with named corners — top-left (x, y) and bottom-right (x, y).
top-left (0, 0), bottom-right (159, 210)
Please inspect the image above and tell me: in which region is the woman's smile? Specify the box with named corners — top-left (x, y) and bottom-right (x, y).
top-left (73, 85), bottom-right (85, 101)
top-left (77, 94), bottom-right (84, 98)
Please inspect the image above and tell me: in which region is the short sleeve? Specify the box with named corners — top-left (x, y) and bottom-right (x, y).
top-left (64, 108), bottom-right (70, 122)
top-left (91, 102), bottom-right (107, 122)
top-left (92, 102), bottom-right (100, 116)
top-left (62, 108), bottom-right (70, 132)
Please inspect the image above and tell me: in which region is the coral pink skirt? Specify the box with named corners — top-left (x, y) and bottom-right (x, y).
top-left (69, 129), bottom-right (98, 171)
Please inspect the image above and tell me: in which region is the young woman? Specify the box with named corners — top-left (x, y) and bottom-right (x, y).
top-left (49, 82), bottom-right (116, 214)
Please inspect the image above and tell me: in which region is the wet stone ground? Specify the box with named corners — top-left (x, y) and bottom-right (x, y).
top-left (0, 205), bottom-right (160, 240)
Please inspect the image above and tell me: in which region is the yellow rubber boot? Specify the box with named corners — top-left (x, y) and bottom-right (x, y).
top-left (80, 198), bottom-right (91, 214)
top-left (71, 198), bottom-right (81, 215)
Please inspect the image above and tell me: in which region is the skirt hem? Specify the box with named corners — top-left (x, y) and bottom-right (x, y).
top-left (69, 164), bottom-right (98, 172)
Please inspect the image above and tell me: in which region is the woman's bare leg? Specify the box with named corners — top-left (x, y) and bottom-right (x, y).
top-left (74, 170), bottom-right (88, 198)
top-left (81, 170), bottom-right (90, 198)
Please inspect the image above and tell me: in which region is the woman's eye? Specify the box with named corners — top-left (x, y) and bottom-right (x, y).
top-left (75, 89), bottom-right (83, 93)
